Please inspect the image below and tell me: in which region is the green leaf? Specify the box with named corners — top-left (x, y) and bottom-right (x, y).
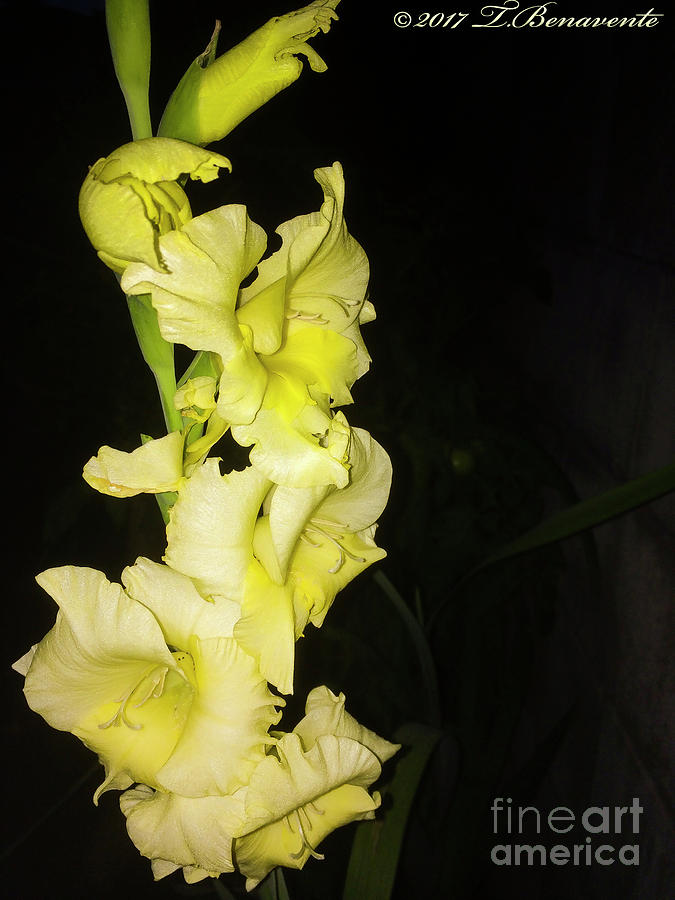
top-left (105, 0), bottom-right (153, 140)
top-left (373, 572), bottom-right (441, 727)
top-left (427, 461), bottom-right (675, 632)
top-left (256, 867), bottom-right (291, 900)
top-left (343, 722), bottom-right (443, 900)
top-left (481, 460), bottom-right (675, 567)
top-left (211, 877), bottom-right (238, 900)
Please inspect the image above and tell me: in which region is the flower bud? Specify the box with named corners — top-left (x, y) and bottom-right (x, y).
top-left (79, 137), bottom-right (231, 273)
top-left (158, 1), bottom-right (340, 146)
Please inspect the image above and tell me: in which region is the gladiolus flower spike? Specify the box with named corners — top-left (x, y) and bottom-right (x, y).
top-left (14, 1), bottom-right (398, 891)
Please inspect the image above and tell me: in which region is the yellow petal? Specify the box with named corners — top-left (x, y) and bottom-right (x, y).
top-left (231, 379), bottom-right (350, 489)
top-left (121, 784), bottom-right (247, 880)
top-left (295, 686), bottom-right (400, 763)
top-left (82, 431), bottom-right (184, 497)
top-left (237, 783), bottom-right (378, 889)
top-left (233, 559), bottom-right (296, 695)
top-left (215, 325), bottom-right (268, 425)
top-left (183, 410), bottom-right (229, 474)
top-left (266, 320), bottom-right (357, 408)
top-left (285, 162), bottom-right (369, 329)
top-left (241, 161), bottom-right (369, 334)
top-left (121, 205), bottom-right (266, 362)
top-left (236, 275), bottom-right (287, 356)
top-left (290, 526), bottom-right (386, 629)
top-left (174, 375), bottom-right (217, 422)
top-left (234, 732), bottom-right (381, 888)
top-left (122, 557), bottom-right (240, 647)
top-left (93, 138), bottom-right (230, 185)
top-left (315, 427), bottom-right (392, 531)
top-left (263, 425), bottom-right (390, 581)
top-left (164, 459), bottom-right (270, 601)
top-left (155, 637), bottom-right (283, 797)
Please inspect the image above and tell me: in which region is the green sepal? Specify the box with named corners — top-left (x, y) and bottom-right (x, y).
top-left (157, 21), bottom-right (221, 146)
top-left (177, 350), bottom-right (220, 389)
top-left (177, 351), bottom-right (221, 448)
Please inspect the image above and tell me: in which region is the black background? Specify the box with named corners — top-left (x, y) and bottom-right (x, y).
top-left (2, 1), bottom-right (673, 898)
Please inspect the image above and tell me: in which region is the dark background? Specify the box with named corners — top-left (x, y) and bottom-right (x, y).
top-left (2, 0), bottom-right (673, 898)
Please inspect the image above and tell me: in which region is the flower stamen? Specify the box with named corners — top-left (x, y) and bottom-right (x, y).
top-left (288, 808), bottom-right (325, 861)
top-left (305, 522), bottom-right (365, 573)
top-left (307, 516), bottom-right (343, 529)
top-left (290, 290), bottom-right (360, 317)
top-left (97, 664), bottom-right (169, 731)
top-left (132, 665), bottom-right (169, 708)
top-left (286, 309), bottom-right (329, 324)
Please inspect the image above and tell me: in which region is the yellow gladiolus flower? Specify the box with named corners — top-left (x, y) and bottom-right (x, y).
top-left (121, 161), bottom-right (369, 489)
top-left (253, 425), bottom-right (391, 634)
top-left (118, 684), bottom-right (398, 888)
top-left (14, 563), bottom-right (282, 802)
top-left (121, 203), bottom-right (269, 423)
top-left (234, 732), bottom-right (381, 889)
top-left (79, 137), bottom-right (231, 273)
top-left (162, 425), bottom-right (389, 693)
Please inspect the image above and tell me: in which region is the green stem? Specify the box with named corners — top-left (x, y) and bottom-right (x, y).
top-left (127, 294), bottom-right (182, 525)
top-left (126, 294), bottom-right (182, 433)
top-left (105, 0), bottom-right (153, 139)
